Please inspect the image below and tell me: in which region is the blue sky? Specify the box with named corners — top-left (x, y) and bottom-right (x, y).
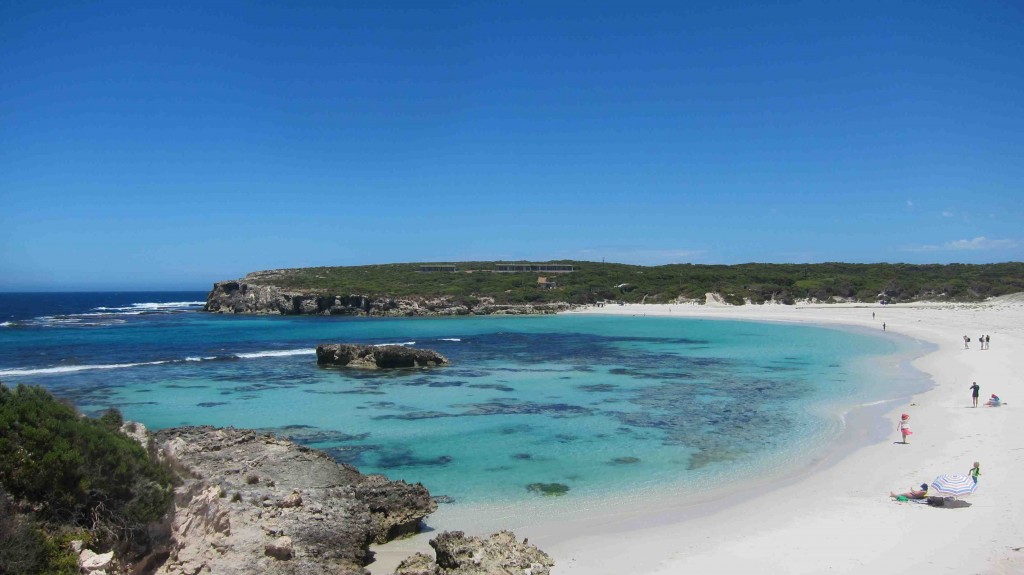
top-left (2, 1), bottom-right (1022, 290)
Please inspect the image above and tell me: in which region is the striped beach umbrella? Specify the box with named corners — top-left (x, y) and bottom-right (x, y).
top-left (930, 474), bottom-right (978, 498)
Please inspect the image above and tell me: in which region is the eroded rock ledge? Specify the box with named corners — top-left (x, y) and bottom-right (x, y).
top-left (316, 344), bottom-right (449, 369)
top-left (395, 531), bottom-right (554, 575)
top-left (204, 281), bottom-right (572, 316)
top-left (153, 426), bottom-right (437, 575)
top-left (149, 426), bottom-right (553, 575)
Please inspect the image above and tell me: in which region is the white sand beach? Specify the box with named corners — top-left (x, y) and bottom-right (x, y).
top-left (535, 296), bottom-right (1024, 574)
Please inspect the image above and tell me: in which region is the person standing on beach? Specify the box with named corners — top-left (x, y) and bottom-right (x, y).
top-left (883, 322), bottom-right (886, 331)
top-left (963, 335), bottom-right (970, 349)
top-left (970, 382), bottom-right (980, 407)
top-left (985, 335), bottom-right (990, 349)
top-left (897, 413), bottom-right (912, 444)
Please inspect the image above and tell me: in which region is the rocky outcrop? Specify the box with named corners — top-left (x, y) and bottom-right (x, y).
top-left (394, 530), bottom-right (554, 575)
top-left (152, 426), bottom-right (437, 575)
top-left (316, 344), bottom-right (449, 369)
top-left (204, 281), bottom-right (572, 316)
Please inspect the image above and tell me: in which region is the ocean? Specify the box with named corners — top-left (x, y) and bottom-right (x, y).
top-left (0, 292), bottom-right (930, 526)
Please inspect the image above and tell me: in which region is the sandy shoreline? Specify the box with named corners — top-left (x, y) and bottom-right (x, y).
top-left (369, 297), bottom-right (1024, 574)
top-left (536, 297), bottom-right (1024, 574)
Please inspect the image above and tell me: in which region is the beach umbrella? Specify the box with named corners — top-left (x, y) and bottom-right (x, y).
top-left (930, 474), bottom-right (978, 498)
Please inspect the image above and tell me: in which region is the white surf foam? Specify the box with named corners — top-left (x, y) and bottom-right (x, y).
top-left (0, 347), bottom-right (316, 378)
top-left (372, 341), bottom-right (416, 347)
top-left (440, 338), bottom-right (462, 342)
top-left (234, 349), bottom-right (315, 359)
top-left (92, 301), bottom-right (205, 312)
top-left (0, 361), bottom-right (169, 377)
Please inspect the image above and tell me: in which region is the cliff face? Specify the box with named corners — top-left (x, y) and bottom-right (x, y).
top-left (203, 281), bottom-right (572, 316)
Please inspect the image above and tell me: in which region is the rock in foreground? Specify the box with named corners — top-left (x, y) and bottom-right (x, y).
top-left (317, 344), bottom-right (449, 369)
top-left (394, 530), bottom-right (554, 575)
top-left (153, 426), bottom-right (437, 575)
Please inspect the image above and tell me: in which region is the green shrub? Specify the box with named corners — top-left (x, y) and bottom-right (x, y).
top-left (0, 384), bottom-right (174, 551)
top-left (0, 489), bottom-right (88, 575)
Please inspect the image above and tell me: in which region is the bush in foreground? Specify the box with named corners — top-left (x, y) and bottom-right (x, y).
top-left (0, 383), bottom-right (174, 556)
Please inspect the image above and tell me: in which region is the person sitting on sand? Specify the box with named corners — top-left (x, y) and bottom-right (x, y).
top-left (891, 483), bottom-right (929, 500)
top-left (985, 394), bottom-right (1001, 407)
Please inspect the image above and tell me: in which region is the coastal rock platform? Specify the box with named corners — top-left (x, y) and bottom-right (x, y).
top-left (152, 426), bottom-right (437, 575)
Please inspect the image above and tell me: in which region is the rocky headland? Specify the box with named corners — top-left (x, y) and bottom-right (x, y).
top-left (203, 280), bottom-right (572, 316)
top-left (316, 344), bottom-right (449, 369)
top-left (148, 425), bottom-right (552, 575)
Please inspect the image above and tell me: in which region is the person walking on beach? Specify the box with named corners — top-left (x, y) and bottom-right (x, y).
top-left (969, 461), bottom-right (981, 483)
top-left (883, 322), bottom-right (886, 331)
top-left (979, 335), bottom-right (984, 350)
top-left (897, 413), bottom-right (912, 444)
top-left (970, 382), bottom-right (980, 407)
top-left (963, 335), bottom-right (970, 349)
top-left (985, 335), bottom-right (990, 349)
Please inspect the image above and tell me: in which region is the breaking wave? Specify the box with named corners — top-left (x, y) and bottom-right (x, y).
top-left (0, 347), bottom-right (315, 378)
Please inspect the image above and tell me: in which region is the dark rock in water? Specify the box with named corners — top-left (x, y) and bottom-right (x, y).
top-left (394, 530), bottom-right (554, 575)
top-left (526, 483), bottom-right (570, 497)
top-left (151, 426), bottom-right (438, 574)
top-left (610, 456), bottom-right (641, 465)
top-left (316, 344), bottom-right (449, 369)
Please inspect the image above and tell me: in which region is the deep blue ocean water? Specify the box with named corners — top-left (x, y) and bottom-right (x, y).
top-left (0, 292), bottom-right (930, 513)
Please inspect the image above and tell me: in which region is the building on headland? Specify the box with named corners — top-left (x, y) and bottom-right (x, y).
top-left (537, 276), bottom-right (557, 289)
top-left (418, 265), bottom-right (458, 272)
top-left (494, 263), bottom-right (575, 273)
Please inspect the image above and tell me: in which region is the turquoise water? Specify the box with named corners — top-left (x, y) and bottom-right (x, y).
top-left (0, 293), bottom-right (930, 508)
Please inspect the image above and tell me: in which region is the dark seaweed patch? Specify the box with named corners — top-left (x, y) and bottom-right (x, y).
top-left (469, 383), bottom-right (515, 392)
top-left (374, 410), bottom-right (454, 420)
top-left (322, 444), bottom-right (379, 466)
top-left (197, 401), bottom-right (228, 408)
top-left (526, 482), bottom-right (569, 496)
top-left (304, 388), bottom-right (388, 395)
top-left (577, 383), bottom-right (618, 393)
top-left (376, 450), bottom-right (453, 469)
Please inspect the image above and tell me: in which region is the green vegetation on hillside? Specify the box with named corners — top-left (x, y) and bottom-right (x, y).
top-left (242, 261), bottom-right (1024, 305)
top-left (0, 384), bottom-right (175, 572)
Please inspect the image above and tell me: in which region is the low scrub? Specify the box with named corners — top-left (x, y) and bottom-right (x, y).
top-left (233, 261), bottom-right (1024, 305)
top-left (0, 383), bottom-right (175, 558)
